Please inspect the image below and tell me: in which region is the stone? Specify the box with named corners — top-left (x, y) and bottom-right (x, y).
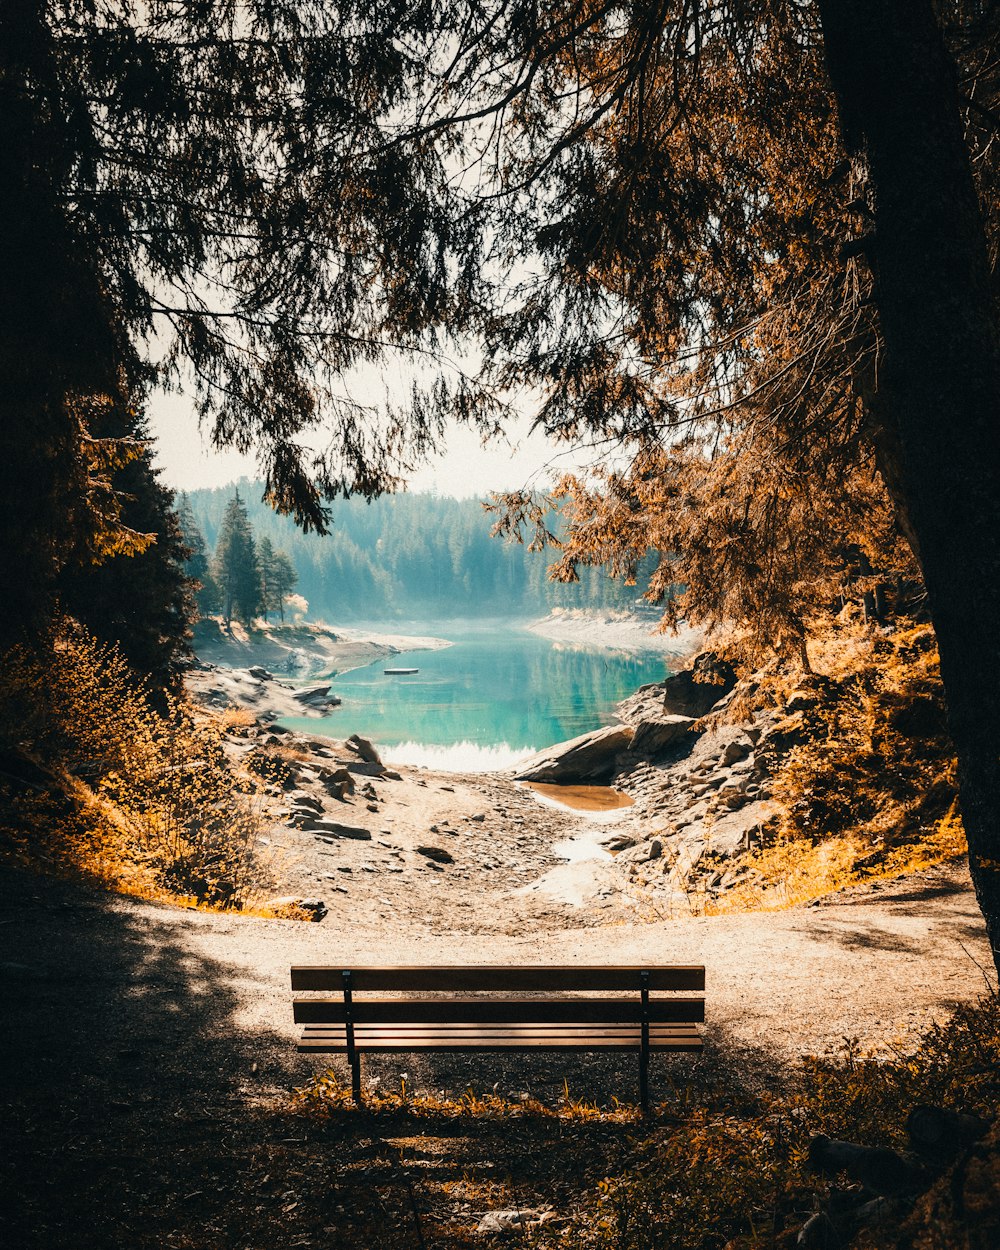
top-left (721, 737), bottom-right (753, 766)
top-left (345, 760), bottom-right (386, 777)
top-left (416, 845), bottom-right (454, 864)
top-left (347, 733), bottom-right (382, 765)
top-left (661, 651), bottom-right (737, 718)
top-left (247, 665), bottom-right (273, 681)
top-left (514, 723), bottom-right (634, 784)
top-left (293, 684), bottom-right (342, 708)
top-left (648, 837), bottom-right (663, 860)
top-left (289, 791), bottom-right (324, 812)
top-left (295, 818), bottom-right (372, 840)
top-left (701, 801), bottom-right (777, 857)
top-left (320, 766), bottom-right (355, 799)
top-left (476, 1210), bottom-right (549, 1234)
top-left (628, 714), bottom-right (696, 757)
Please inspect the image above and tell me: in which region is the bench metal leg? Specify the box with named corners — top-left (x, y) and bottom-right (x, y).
top-left (639, 970), bottom-right (651, 1116)
top-left (351, 1052), bottom-right (362, 1106)
top-left (639, 1049), bottom-right (649, 1116)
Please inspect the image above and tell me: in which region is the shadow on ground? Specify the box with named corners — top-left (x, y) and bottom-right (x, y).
top-left (0, 866), bottom-right (296, 1249)
top-left (0, 866), bottom-right (792, 1249)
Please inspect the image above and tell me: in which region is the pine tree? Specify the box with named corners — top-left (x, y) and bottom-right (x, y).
top-left (269, 550), bottom-right (298, 623)
top-left (257, 536), bottom-right (299, 623)
top-left (213, 492), bottom-right (261, 628)
top-left (176, 494), bottom-right (220, 621)
top-left (57, 412), bottom-right (194, 690)
top-left (257, 536), bottom-right (276, 624)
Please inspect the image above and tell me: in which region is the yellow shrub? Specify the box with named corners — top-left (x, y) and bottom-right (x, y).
top-left (0, 625), bottom-right (272, 908)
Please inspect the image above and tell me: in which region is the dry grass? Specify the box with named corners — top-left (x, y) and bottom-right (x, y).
top-left (0, 627), bottom-right (276, 910)
top-left (276, 995), bottom-right (1000, 1250)
top-left (703, 620), bottom-right (966, 914)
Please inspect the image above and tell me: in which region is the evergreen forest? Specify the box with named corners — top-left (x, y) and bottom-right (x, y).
top-left (184, 485), bottom-right (652, 621)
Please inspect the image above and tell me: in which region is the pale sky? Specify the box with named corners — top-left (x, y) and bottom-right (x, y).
top-left (149, 389), bottom-right (586, 499)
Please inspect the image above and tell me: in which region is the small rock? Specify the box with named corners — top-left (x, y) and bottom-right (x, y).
top-left (247, 665), bottom-right (273, 681)
top-left (347, 734), bottom-right (382, 765)
top-left (415, 846), bottom-right (455, 864)
top-left (476, 1210), bottom-right (550, 1234)
top-left (297, 818), bottom-right (372, 840)
top-left (469, 813), bottom-right (486, 823)
top-left (721, 737), bottom-right (753, 766)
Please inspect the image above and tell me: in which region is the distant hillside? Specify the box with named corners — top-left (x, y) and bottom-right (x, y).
top-left (184, 483), bottom-right (657, 621)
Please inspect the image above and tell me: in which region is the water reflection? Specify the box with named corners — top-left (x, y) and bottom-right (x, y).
top-left (282, 623), bottom-right (682, 761)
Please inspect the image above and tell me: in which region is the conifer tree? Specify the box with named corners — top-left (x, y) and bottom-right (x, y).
top-left (257, 536), bottom-right (277, 624)
top-left (57, 412), bottom-right (193, 690)
top-left (257, 537), bottom-right (299, 623)
top-left (213, 492), bottom-right (261, 628)
top-left (176, 495), bottom-right (220, 621)
top-left (269, 550), bottom-right (298, 623)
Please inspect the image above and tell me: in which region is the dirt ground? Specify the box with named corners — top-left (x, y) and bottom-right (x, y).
top-left (1, 753), bottom-right (995, 1249)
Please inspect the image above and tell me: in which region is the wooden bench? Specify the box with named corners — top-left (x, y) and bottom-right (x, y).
top-left (291, 965), bottom-right (705, 1113)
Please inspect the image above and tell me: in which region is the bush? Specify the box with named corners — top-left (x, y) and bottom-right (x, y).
top-left (0, 624), bottom-right (271, 907)
top-left (556, 997), bottom-right (1000, 1250)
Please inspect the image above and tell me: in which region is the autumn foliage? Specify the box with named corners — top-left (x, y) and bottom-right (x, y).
top-left (0, 626), bottom-right (271, 907)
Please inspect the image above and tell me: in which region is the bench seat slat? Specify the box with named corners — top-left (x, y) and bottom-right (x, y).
top-left (291, 966), bottom-right (706, 993)
top-left (293, 997), bottom-right (705, 1025)
top-left (298, 1031), bottom-right (703, 1053)
top-left (300, 1025), bottom-right (701, 1040)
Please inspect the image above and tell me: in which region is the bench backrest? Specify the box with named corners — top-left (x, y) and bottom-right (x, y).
top-left (291, 965), bottom-right (706, 993)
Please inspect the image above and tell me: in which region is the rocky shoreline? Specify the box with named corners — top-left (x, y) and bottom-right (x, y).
top-left (527, 606), bottom-right (700, 653)
top-left (188, 645), bottom-right (831, 928)
top-left (510, 651), bottom-right (790, 912)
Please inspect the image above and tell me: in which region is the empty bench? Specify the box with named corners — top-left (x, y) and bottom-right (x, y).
top-left (290, 965), bottom-right (705, 1112)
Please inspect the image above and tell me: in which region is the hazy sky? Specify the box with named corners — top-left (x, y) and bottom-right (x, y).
top-left (149, 389), bottom-right (585, 499)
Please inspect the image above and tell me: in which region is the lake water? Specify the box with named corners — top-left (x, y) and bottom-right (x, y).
top-left (281, 622), bottom-right (683, 771)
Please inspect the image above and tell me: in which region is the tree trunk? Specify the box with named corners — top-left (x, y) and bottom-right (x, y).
top-left (818, 0), bottom-right (1000, 974)
top-left (0, 2), bottom-right (123, 651)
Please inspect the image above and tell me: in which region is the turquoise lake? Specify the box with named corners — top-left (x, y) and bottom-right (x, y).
top-left (281, 622), bottom-right (683, 771)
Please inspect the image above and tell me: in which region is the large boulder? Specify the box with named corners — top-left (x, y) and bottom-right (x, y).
top-left (514, 724), bottom-right (634, 784)
top-left (628, 714), bottom-right (696, 757)
top-left (661, 652), bottom-right (737, 718)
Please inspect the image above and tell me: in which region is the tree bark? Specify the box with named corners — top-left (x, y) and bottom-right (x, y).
top-left (817, 0), bottom-right (1000, 973)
